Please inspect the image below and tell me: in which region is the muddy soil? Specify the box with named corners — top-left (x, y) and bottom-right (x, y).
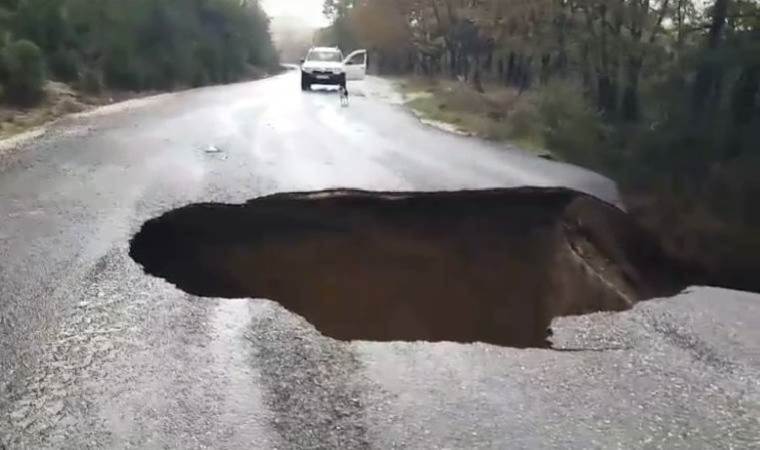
top-left (129, 188), bottom-right (687, 348)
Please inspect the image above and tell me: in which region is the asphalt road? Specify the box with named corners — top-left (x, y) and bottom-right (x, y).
top-left (1, 71), bottom-right (759, 449)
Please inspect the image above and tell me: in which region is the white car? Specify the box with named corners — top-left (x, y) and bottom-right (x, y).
top-left (300, 47), bottom-right (367, 91)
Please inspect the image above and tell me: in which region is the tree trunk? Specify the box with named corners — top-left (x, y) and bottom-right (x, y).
top-left (507, 52), bottom-right (516, 85)
top-left (520, 55), bottom-right (533, 91)
top-left (449, 48), bottom-right (457, 78)
top-left (580, 42), bottom-right (592, 92)
top-left (596, 3), bottom-right (615, 114)
top-left (692, 0), bottom-right (730, 116)
top-left (555, 5), bottom-right (568, 78)
top-left (725, 64), bottom-right (760, 160)
top-left (731, 65), bottom-right (760, 125)
top-left (513, 54), bottom-right (524, 88)
top-left (598, 73), bottom-right (615, 114)
top-left (472, 54), bottom-right (484, 93)
top-left (540, 53), bottom-right (551, 85)
top-left (621, 56), bottom-right (643, 121)
top-left (462, 51), bottom-right (470, 81)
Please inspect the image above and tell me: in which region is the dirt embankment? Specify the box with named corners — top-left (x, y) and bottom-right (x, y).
top-left (129, 188), bottom-right (688, 348)
top-left (0, 66), bottom-right (285, 144)
top-left (0, 81), bottom-right (108, 141)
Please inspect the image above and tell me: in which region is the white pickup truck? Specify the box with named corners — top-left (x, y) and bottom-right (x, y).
top-left (300, 47), bottom-right (367, 91)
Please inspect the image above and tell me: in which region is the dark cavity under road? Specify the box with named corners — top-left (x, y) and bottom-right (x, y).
top-left (129, 187), bottom-right (687, 348)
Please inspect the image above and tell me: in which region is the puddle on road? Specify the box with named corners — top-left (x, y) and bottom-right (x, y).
top-left (129, 188), bottom-right (687, 348)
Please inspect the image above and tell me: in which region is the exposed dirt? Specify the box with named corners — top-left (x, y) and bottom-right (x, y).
top-left (129, 188), bottom-right (688, 348)
top-left (0, 82), bottom-right (94, 141)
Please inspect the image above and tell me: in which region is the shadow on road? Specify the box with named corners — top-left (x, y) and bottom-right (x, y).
top-left (304, 85), bottom-right (341, 95)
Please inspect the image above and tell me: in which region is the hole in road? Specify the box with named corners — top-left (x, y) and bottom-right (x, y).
top-left (129, 188), bottom-right (687, 348)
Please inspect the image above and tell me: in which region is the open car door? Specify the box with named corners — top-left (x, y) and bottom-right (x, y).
top-left (343, 50), bottom-right (367, 81)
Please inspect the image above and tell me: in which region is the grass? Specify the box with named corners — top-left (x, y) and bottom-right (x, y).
top-left (395, 77), bottom-right (552, 157)
top-left (405, 96), bottom-right (503, 137)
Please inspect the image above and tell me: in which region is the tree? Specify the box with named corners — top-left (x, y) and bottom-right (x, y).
top-left (0, 0), bottom-right (279, 97)
top-left (2, 39), bottom-right (46, 105)
top-left (692, 0), bottom-right (731, 117)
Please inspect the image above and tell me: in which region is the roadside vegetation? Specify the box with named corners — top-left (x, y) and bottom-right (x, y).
top-left (396, 77), bottom-right (555, 154)
top-left (0, 0), bottom-right (278, 135)
top-left (319, 0), bottom-right (760, 292)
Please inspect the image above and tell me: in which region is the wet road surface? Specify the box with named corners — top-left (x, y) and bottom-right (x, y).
top-left (1, 71), bottom-right (759, 448)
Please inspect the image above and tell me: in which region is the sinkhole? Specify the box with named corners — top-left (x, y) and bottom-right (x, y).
top-left (129, 188), bottom-right (687, 348)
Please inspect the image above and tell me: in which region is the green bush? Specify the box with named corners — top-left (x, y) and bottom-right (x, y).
top-left (2, 39), bottom-right (46, 105)
top-left (536, 80), bottom-right (609, 168)
top-left (0, 0), bottom-right (278, 101)
top-left (49, 48), bottom-right (80, 82)
top-left (103, 43), bottom-right (143, 91)
top-left (507, 93), bottom-right (544, 142)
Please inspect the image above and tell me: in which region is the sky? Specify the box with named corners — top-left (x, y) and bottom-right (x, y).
top-left (261, 0), bottom-right (328, 27)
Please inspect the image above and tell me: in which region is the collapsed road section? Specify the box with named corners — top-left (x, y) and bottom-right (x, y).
top-left (129, 188), bottom-right (688, 348)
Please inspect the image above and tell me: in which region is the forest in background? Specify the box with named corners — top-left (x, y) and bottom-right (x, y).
top-left (318, 0), bottom-right (760, 291)
top-left (0, 0), bottom-right (278, 106)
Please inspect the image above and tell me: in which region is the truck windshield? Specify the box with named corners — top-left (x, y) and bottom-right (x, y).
top-left (307, 50), bottom-right (342, 62)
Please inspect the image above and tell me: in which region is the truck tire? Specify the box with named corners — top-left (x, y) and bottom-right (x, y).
top-left (301, 74), bottom-right (310, 91)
